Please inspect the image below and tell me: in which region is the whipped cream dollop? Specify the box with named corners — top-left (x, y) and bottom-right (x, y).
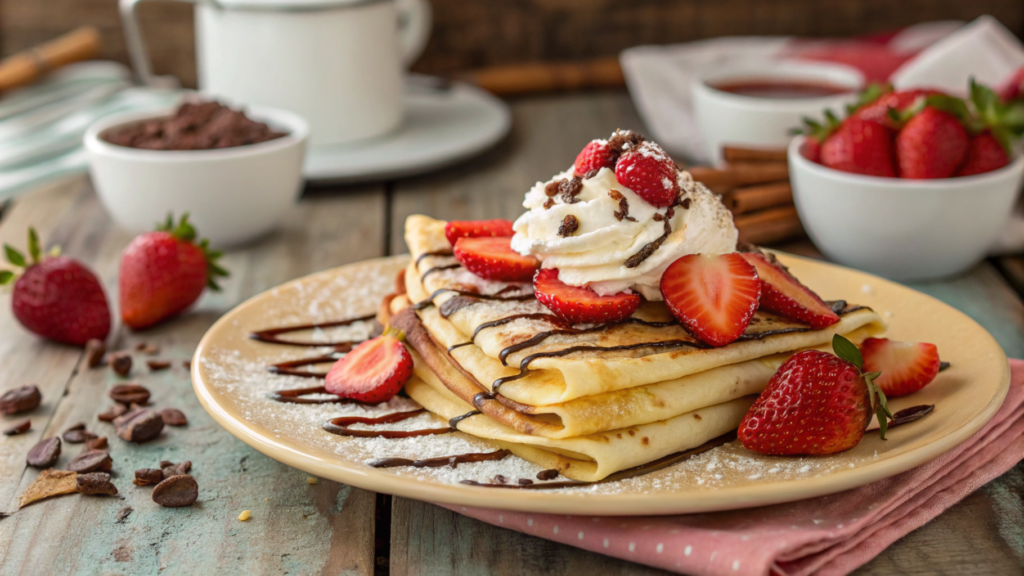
top-left (510, 166), bottom-right (737, 300)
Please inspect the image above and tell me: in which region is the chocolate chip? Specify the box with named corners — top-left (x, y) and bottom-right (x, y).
top-left (77, 472), bottom-right (118, 496)
top-left (161, 461), bottom-right (191, 480)
top-left (152, 474), bottom-right (198, 507)
top-left (493, 474), bottom-right (507, 484)
top-left (133, 468), bottom-right (164, 486)
top-left (62, 425), bottom-right (97, 444)
top-left (557, 215), bottom-right (579, 237)
top-left (97, 403), bottom-right (128, 422)
top-left (607, 129), bottom-right (646, 155)
top-left (67, 449), bottom-right (113, 473)
top-left (85, 339), bottom-right (106, 368)
top-left (544, 181), bottom-right (560, 197)
top-left (543, 198), bottom-right (555, 210)
top-left (26, 437), bottom-right (61, 468)
top-left (3, 419), bottom-right (31, 436)
top-left (109, 384), bottom-right (150, 406)
top-left (518, 478), bottom-right (533, 485)
top-left (558, 177), bottom-right (583, 204)
top-left (84, 436), bottom-right (108, 450)
top-left (146, 359), bottom-right (171, 371)
top-left (109, 353), bottom-right (132, 377)
top-left (681, 197), bottom-right (692, 210)
top-left (114, 408), bottom-right (164, 443)
top-left (0, 385), bottom-right (41, 415)
top-left (160, 408), bottom-right (187, 427)
top-left (536, 469), bottom-right (559, 480)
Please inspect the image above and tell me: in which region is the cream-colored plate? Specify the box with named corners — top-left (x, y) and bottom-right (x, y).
top-left (192, 254), bottom-right (1009, 516)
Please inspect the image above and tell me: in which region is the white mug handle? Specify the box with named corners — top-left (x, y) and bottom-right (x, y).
top-left (395, 0), bottom-right (432, 68)
top-left (120, 0), bottom-right (200, 86)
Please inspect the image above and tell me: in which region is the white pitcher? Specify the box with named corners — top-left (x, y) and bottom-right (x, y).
top-left (121, 0), bottom-right (432, 146)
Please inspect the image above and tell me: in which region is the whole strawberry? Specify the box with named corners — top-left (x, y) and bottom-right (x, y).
top-left (820, 117), bottom-right (896, 177)
top-left (853, 88), bottom-right (943, 129)
top-left (119, 214), bottom-right (227, 330)
top-left (2, 228), bottom-right (110, 346)
top-left (738, 334), bottom-right (892, 456)
top-left (957, 133), bottom-right (1009, 177)
top-left (574, 140), bottom-right (615, 175)
top-left (997, 66), bottom-right (1024, 102)
top-left (614, 141), bottom-right (679, 207)
top-left (895, 106), bottom-right (969, 179)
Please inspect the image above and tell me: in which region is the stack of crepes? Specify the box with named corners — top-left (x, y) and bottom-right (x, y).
top-left (386, 211), bottom-right (886, 483)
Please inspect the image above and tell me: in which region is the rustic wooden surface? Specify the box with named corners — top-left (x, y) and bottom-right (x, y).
top-left (3, 0), bottom-right (1023, 88)
top-left (0, 92), bottom-right (1022, 574)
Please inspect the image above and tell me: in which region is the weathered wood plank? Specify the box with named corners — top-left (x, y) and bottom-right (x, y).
top-left (0, 181), bottom-right (386, 574)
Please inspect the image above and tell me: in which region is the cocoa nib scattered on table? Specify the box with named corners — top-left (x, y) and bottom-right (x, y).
top-left (62, 423), bottom-right (97, 444)
top-left (85, 339), bottom-right (106, 368)
top-left (97, 403), bottom-right (128, 422)
top-left (1, 384), bottom-right (41, 415)
top-left (161, 461), bottom-right (192, 480)
top-left (4, 420), bottom-right (31, 436)
top-left (85, 436), bottom-right (108, 450)
top-left (160, 408), bottom-right (188, 427)
top-left (77, 472), bottom-right (118, 496)
top-left (104, 101), bottom-right (287, 151)
top-left (26, 437), bottom-right (61, 468)
top-left (114, 408), bottom-right (164, 443)
top-left (67, 449), bottom-right (113, 473)
top-left (146, 359), bottom-right (171, 371)
top-left (109, 353), bottom-right (132, 377)
top-left (134, 468), bottom-right (164, 486)
top-left (152, 474), bottom-right (198, 507)
top-left (109, 383), bottom-right (150, 405)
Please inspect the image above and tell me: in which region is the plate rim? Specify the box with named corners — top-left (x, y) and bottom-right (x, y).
top-left (192, 254), bottom-right (1011, 516)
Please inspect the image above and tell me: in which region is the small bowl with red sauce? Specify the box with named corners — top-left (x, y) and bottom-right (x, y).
top-left (691, 61), bottom-right (864, 163)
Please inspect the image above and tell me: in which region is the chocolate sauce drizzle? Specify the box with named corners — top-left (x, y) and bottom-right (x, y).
top-left (268, 354), bottom-right (339, 378)
top-left (323, 409), bottom-right (455, 438)
top-left (415, 250), bottom-right (454, 266)
top-left (448, 410), bottom-right (482, 429)
top-left (271, 385), bottom-right (363, 404)
top-left (250, 314), bottom-right (375, 349)
top-left (370, 449), bottom-right (509, 469)
top-left (421, 263), bottom-right (462, 282)
top-left (412, 288), bottom-right (535, 311)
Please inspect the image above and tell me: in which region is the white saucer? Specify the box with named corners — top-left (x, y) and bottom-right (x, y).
top-left (304, 80), bottom-right (511, 184)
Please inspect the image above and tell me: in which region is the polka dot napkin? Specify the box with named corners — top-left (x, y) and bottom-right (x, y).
top-left (443, 359), bottom-right (1024, 576)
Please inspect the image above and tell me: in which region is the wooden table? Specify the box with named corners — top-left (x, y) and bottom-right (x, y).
top-left (1, 92), bottom-right (1023, 575)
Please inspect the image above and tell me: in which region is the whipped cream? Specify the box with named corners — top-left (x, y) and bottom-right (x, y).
top-left (510, 166), bottom-right (737, 300)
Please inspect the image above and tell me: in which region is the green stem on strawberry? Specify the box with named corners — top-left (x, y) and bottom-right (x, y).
top-left (833, 334), bottom-right (894, 440)
top-left (1, 227), bottom-right (58, 286)
top-left (158, 213), bottom-right (229, 291)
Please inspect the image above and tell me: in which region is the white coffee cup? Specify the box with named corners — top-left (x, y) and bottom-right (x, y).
top-left (120, 0), bottom-right (431, 147)
top-left (690, 61), bottom-right (864, 164)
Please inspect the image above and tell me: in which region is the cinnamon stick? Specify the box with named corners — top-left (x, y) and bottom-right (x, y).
top-left (462, 57), bottom-right (625, 96)
top-left (723, 146), bottom-right (788, 164)
top-left (735, 206), bottom-right (804, 246)
top-left (724, 182), bottom-right (793, 215)
top-left (686, 162), bottom-right (789, 194)
top-left (0, 27), bottom-right (101, 92)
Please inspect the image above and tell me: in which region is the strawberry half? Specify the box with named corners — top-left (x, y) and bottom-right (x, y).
top-left (614, 141), bottom-right (679, 207)
top-left (860, 338), bottom-right (941, 397)
top-left (324, 328), bottom-right (412, 403)
top-left (444, 219), bottom-right (515, 246)
top-left (452, 236), bottom-right (539, 282)
top-left (739, 334), bottom-right (893, 455)
top-left (574, 140), bottom-right (615, 175)
top-left (740, 251), bottom-right (839, 329)
top-left (533, 268), bottom-right (640, 324)
top-left (659, 253), bottom-right (761, 347)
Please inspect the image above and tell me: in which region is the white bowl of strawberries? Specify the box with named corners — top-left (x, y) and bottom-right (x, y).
top-left (789, 84), bottom-right (1024, 281)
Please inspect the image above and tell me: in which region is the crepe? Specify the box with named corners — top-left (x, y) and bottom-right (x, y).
top-left (405, 367), bottom-right (753, 483)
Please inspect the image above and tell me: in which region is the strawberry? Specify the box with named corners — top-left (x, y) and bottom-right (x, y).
top-left (997, 66), bottom-right (1024, 102)
top-left (614, 141), bottom-right (679, 207)
top-left (740, 251), bottom-right (839, 329)
top-left (659, 253), bottom-right (761, 347)
top-left (443, 219), bottom-right (514, 246)
top-left (820, 117), bottom-right (897, 177)
top-left (895, 106), bottom-right (969, 179)
top-left (533, 268), bottom-right (640, 324)
top-left (324, 327), bottom-right (412, 403)
top-left (452, 236), bottom-right (539, 282)
top-left (956, 133), bottom-right (1010, 176)
top-left (860, 338), bottom-right (941, 397)
top-left (853, 88), bottom-right (943, 129)
top-left (2, 228), bottom-right (110, 346)
top-left (801, 137), bottom-right (822, 163)
top-left (119, 214), bottom-right (228, 330)
top-left (738, 335), bottom-right (892, 456)
top-left (574, 140), bottom-right (615, 175)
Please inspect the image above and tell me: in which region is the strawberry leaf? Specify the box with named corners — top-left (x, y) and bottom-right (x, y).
top-left (4, 244), bottom-right (26, 268)
top-left (846, 82), bottom-right (891, 116)
top-left (0, 270), bottom-right (13, 285)
top-left (862, 370), bottom-right (892, 440)
top-left (27, 228), bottom-right (40, 264)
top-left (832, 334), bottom-right (863, 370)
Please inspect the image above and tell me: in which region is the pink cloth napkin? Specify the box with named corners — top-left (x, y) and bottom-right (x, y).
top-left (443, 359), bottom-right (1024, 576)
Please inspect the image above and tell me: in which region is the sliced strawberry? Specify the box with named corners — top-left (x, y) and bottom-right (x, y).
top-left (956, 133), bottom-right (1009, 177)
top-left (574, 140), bottom-right (616, 175)
top-left (444, 219), bottom-right (515, 246)
top-left (533, 268), bottom-right (640, 324)
top-left (453, 236), bottom-right (539, 282)
top-left (660, 253), bottom-right (761, 347)
top-left (740, 252), bottom-right (839, 329)
top-left (614, 141), bottom-right (679, 207)
top-left (324, 329), bottom-right (412, 403)
top-left (860, 338), bottom-right (941, 397)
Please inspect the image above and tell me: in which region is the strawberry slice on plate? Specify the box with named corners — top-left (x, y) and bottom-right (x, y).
top-left (740, 251), bottom-right (839, 329)
top-left (860, 337), bottom-right (941, 397)
top-left (660, 253), bottom-right (761, 347)
top-left (453, 236), bottom-right (539, 282)
top-left (444, 219), bottom-right (515, 246)
top-left (325, 328), bottom-right (413, 404)
top-left (534, 268), bottom-right (640, 324)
